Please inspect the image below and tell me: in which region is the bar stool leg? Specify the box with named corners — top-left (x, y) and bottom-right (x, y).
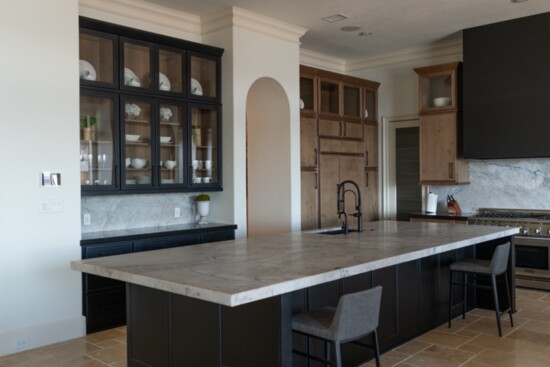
top-left (504, 273), bottom-right (514, 327)
top-left (373, 329), bottom-right (381, 367)
top-left (448, 270), bottom-right (454, 328)
top-left (491, 274), bottom-right (503, 337)
top-left (334, 340), bottom-right (342, 367)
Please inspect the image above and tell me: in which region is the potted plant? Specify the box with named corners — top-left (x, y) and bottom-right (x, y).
top-left (80, 115), bottom-right (97, 140)
top-left (196, 194), bottom-right (210, 224)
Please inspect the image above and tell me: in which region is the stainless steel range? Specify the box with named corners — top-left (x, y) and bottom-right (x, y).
top-left (469, 208), bottom-right (550, 291)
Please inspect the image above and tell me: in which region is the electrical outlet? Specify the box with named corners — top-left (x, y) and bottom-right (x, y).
top-left (83, 213), bottom-right (91, 225)
top-left (175, 208), bottom-right (181, 218)
top-left (15, 337), bottom-right (31, 350)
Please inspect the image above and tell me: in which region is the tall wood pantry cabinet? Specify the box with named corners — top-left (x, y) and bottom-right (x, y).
top-left (414, 62), bottom-right (469, 184)
top-left (300, 65), bottom-right (380, 230)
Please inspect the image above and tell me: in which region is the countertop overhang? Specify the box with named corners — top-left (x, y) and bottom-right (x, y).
top-left (71, 221), bottom-right (518, 307)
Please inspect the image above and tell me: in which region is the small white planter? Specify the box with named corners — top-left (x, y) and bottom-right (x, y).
top-left (197, 201), bottom-right (210, 224)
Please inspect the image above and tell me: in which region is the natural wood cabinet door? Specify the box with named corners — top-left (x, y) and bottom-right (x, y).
top-left (300, 170), bottom-right (319, 230)
top-left (343, 121), bottom-right (363, 139)
top-left (363, 169), bottom-right (379, 223)
top-left (320, 155), bottom-right (340, 228)
top-left (364, 124), bottom-right (378, 167)
top-left (419, 112), bottom-right (457, 182)
top-left (300, 117), bottom-right (317, 167)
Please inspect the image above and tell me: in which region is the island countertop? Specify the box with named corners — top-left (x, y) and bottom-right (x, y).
top-left (70, 221), bottom-right (518, 307)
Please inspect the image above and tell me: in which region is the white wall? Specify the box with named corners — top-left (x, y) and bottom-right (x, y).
top-left (0, 0), bottom-right (83, 356)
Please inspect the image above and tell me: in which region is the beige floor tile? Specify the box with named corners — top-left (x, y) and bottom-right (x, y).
top-left (461, 361), bottom-right (493, 367)
top-left (418, 330), bottom-right (474, 348)
top-left (404, 344), bottom-right (475, 367)
top-left (364, 350), bottom-right (409, 366)
top-left (0, 350), bottom-right (52, 367)
top-left (40, 339), bottom-right (100, 360)
top-left (466, 333), bottom-right (525, 352)
top-left (86, 345), bottom-right (126, 365)
top-left (506, 328), bottom-right (550, 347)
top-left (519, 319), bottom-right (550, 334)
top-left (458, 342), bottom-right (486, 355)
top-left (471, 348), bottom-right (549, 367)
top-left (464, 316), bottom-right (517, 337)
top-left (85, 329), bottom-right (126, 345)
top-left (393, 339), bottom-right (431, 355)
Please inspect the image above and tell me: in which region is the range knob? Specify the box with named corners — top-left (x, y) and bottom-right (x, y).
top-left (535, 226), bottom-right (542, 235)
top-left (521, 227), bottom-right (530, 235)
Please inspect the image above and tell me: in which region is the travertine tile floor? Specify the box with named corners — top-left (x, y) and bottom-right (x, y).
top-left (1, 288), bottom-right (550, 366)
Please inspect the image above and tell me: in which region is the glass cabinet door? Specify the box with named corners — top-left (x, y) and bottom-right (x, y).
top-left (122, 39), bottom-right (152, 90)
top-left (123, 97), bottom-right (153, 187)
top-left (364, 88), bottom-right (377, 121)
top-left (80, 93), bottom-right (117, 188)
top-left (190, 105), bottom-right (219, 186)
top-left (158, 102), bottom-right (186, 185)
top-left (80, 30), bottom-right (116, 86)
top-left (320, 79), bottom-right (340, 115)
top-left (300, 76), bottom-right (315, 111)
top-left (190, 54), bottom-right (217, 99)
top-left (343, 84), bottom-right (361, 118)
top-left (158, 48), bottom-right (183, 94)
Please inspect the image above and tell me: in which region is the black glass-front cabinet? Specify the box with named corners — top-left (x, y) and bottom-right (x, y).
top-left (79, 17), bottom-right (223, 195)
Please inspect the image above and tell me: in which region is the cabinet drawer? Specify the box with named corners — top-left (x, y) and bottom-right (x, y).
top-left (319, 139), bottom-right (363, 154)
top-left (84, 274), bottom-right (124, 293)
top-left (133, 234), bottom-right (201, 252)
top-left (83, 242), bottom-right (133, 259)
top-left (201, 230), bottom-right (235, 243)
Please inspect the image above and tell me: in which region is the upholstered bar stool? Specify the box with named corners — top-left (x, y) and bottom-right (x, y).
top-left (292, 286), bottom-right (383, 367)
top-left (448, 242), bottom-right (514, 337)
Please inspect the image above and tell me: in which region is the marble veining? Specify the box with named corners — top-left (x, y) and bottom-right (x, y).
top-left (71, 221), bottom-right (518, 307)
top-left (430, 158), bottom-right (550, 212)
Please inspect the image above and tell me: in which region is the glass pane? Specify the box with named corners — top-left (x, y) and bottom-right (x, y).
top-left (124, 98), bottom-right (152, 186)
top-left (364, 90), bottom-right (376, 120)
top-left (300, 77), bottom-right (314, 110)
top-left (320, 80), bottom-right (339, 114)
top-left (80, 95), bottom-right (115, 186)
top-left (79, 33), bottom-right (113, 84)
top-left (191, 107), bottom-right (217, 185)
top-left (123, 42), bottom-right (151, 89)
top-left (159, 103), bottom-right (185, 185)
top-left (159, 49), bottom-right (182, 93)
top-left (343, 85), bottom-right (360, 117)
top-left (421, 74), bottom-right (452, 109)
top-left (190, 56), bottom-right (216, 98)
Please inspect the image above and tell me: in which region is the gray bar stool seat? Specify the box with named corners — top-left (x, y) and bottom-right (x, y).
top-left (292, 286), bottom-right (382, 367)
top-left (448, 242), bottom-right (513, 337)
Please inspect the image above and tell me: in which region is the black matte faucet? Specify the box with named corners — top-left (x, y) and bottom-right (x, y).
top-left (336, 180), bottom-right (363, 233)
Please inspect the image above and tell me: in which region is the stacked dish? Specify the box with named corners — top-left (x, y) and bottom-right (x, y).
top-left (191, 78), bottom-right (203, 96)
top-left (159, 73), bottom-right (171, 91)
top-left (79, 60), bottom-right (97, 81)
top-left (124, 68), bottom-right (141, 87)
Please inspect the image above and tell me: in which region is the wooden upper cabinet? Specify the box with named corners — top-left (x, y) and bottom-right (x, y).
top-left (300, 74), bottom-right (316, 114)
top-left (415, 62), bottom-right (469, 184)
top-left (300, 117), bottom-right (318, 167)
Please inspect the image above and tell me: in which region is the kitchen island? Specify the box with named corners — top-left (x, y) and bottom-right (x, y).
top-left (71, 221), bottom-right (518, 367)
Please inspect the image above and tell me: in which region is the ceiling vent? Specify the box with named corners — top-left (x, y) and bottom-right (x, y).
top-left (322, 14), bottom-right (349, 23)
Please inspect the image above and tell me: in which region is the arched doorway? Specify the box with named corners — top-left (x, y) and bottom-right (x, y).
top-left (246, 78), bottom-right (292, 237)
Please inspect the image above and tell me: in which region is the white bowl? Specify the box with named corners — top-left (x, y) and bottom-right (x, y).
top-left (164, 160), bottom-right (176, 169)
top-left (126, 134), bottom-right (140, 142)
top-left (131, 158), bottom-right (147, 169)
top-left (125, 157), bottom-right (131, 168)
top-left (433, 97), bottom-right (451, 107)
top-left (160, 136), bottom-right (172, 143)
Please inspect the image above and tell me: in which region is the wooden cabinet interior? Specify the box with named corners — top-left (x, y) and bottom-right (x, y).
top-left (300, 65), bottom-right (380, 230)
top-left (415, 62), bottom-right (469, 184)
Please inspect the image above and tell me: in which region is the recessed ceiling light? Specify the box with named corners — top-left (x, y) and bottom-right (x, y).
top-left (359, 32), bottom-right (373, 37)
top-left (322, 14), bottom-right (349, 23)
top-left (341, 26), bottom-right (361, 32)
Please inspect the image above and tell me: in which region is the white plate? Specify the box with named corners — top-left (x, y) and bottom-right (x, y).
top-left (79, 60), bottom-right (97, 81)
top-left (124, 67), bottom-right (141, 87)
top-left (160, 136), bottom-right (172, 143)
top-left (191, 78), bottom-right (203, 96)
top-left (159, 72), bottom-right (171, 91)
top-left (125, 134), bottom-right (140, 142)
top-left (300, 99), bottom-right (305, 110)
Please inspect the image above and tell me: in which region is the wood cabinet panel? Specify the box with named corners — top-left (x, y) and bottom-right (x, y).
top-left (364, 124), bottom-right (378, 168)
top-left (319, 138), bottom-right (363, 154)
top-left (319, 155), bottom-right (340, 228)
top-left (300, 117), bottom-right (317, 167)
top-left (363, 169), bottom-right (379, 223)
top-left (318, 119), bottom-right (363, 139)
top-left (300, 170), bottom-right (319, 230)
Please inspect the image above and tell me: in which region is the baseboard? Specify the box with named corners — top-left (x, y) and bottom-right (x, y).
top-left (0, 316), bottom-right (86, 357)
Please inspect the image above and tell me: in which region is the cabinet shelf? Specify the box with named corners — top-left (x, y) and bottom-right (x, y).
top-left (160, 121), bottom-right (181, 126)
top-left (125, 119), bottom-right (150, 124)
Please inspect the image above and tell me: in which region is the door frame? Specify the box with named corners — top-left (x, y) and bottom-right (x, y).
top-left (381, 115), bottom-right (426, 220)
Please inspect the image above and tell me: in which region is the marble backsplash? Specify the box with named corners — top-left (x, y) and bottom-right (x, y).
top-left (81, 193), bottom-right (201, 233)
top-left (430, 158), bottom-right (550, 213)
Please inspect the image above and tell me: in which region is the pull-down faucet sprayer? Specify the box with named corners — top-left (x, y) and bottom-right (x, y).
top-left (336, 180), bottom-right (363, 234)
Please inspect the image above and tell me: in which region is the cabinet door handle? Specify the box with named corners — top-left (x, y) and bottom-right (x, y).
top-left (314, 172), bottom-right (318, 190)
top-left (365, 171), bottom-right (369, 187)
top-left (343, 122), bottom-right (347, 136)
top-left (339, 122), bottom-right (343, 136)
top-left (314, 148), bottom-right (318, 165)
top-left (365, 151), bottom-right (369, 166)
top-left (449, 162), bottom-right (454, 179)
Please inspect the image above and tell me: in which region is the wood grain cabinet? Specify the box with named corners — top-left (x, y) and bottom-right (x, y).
top-left (300, 65), bottom-right (380, 230)
top-left (414, 62), bottom-right (469, 184)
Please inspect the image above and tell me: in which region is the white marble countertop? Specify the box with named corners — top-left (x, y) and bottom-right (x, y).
top-left (71, 221), bottom-right (518, 307)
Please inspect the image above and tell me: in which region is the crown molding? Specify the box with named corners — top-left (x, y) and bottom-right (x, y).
top-left (79, 0), bottom-right (201, 35)
top-left (202, 6), bottom-right (307, 44)
top-left (299, 48), bottom-right (346, 73)
top-left (346, 39), bottom-right (463, 72)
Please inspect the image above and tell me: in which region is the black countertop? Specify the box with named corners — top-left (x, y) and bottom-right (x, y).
top-left (408, 212), bottom-right (476, 221)
top-left (81, 222), bottom-right (237, 245)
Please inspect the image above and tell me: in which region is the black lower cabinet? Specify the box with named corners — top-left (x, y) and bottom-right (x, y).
top-left (81, 226), bottom-right (236, 334)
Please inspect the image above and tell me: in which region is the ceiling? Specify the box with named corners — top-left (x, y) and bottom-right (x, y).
top-left (143, 0), bottom-right (550, 60)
